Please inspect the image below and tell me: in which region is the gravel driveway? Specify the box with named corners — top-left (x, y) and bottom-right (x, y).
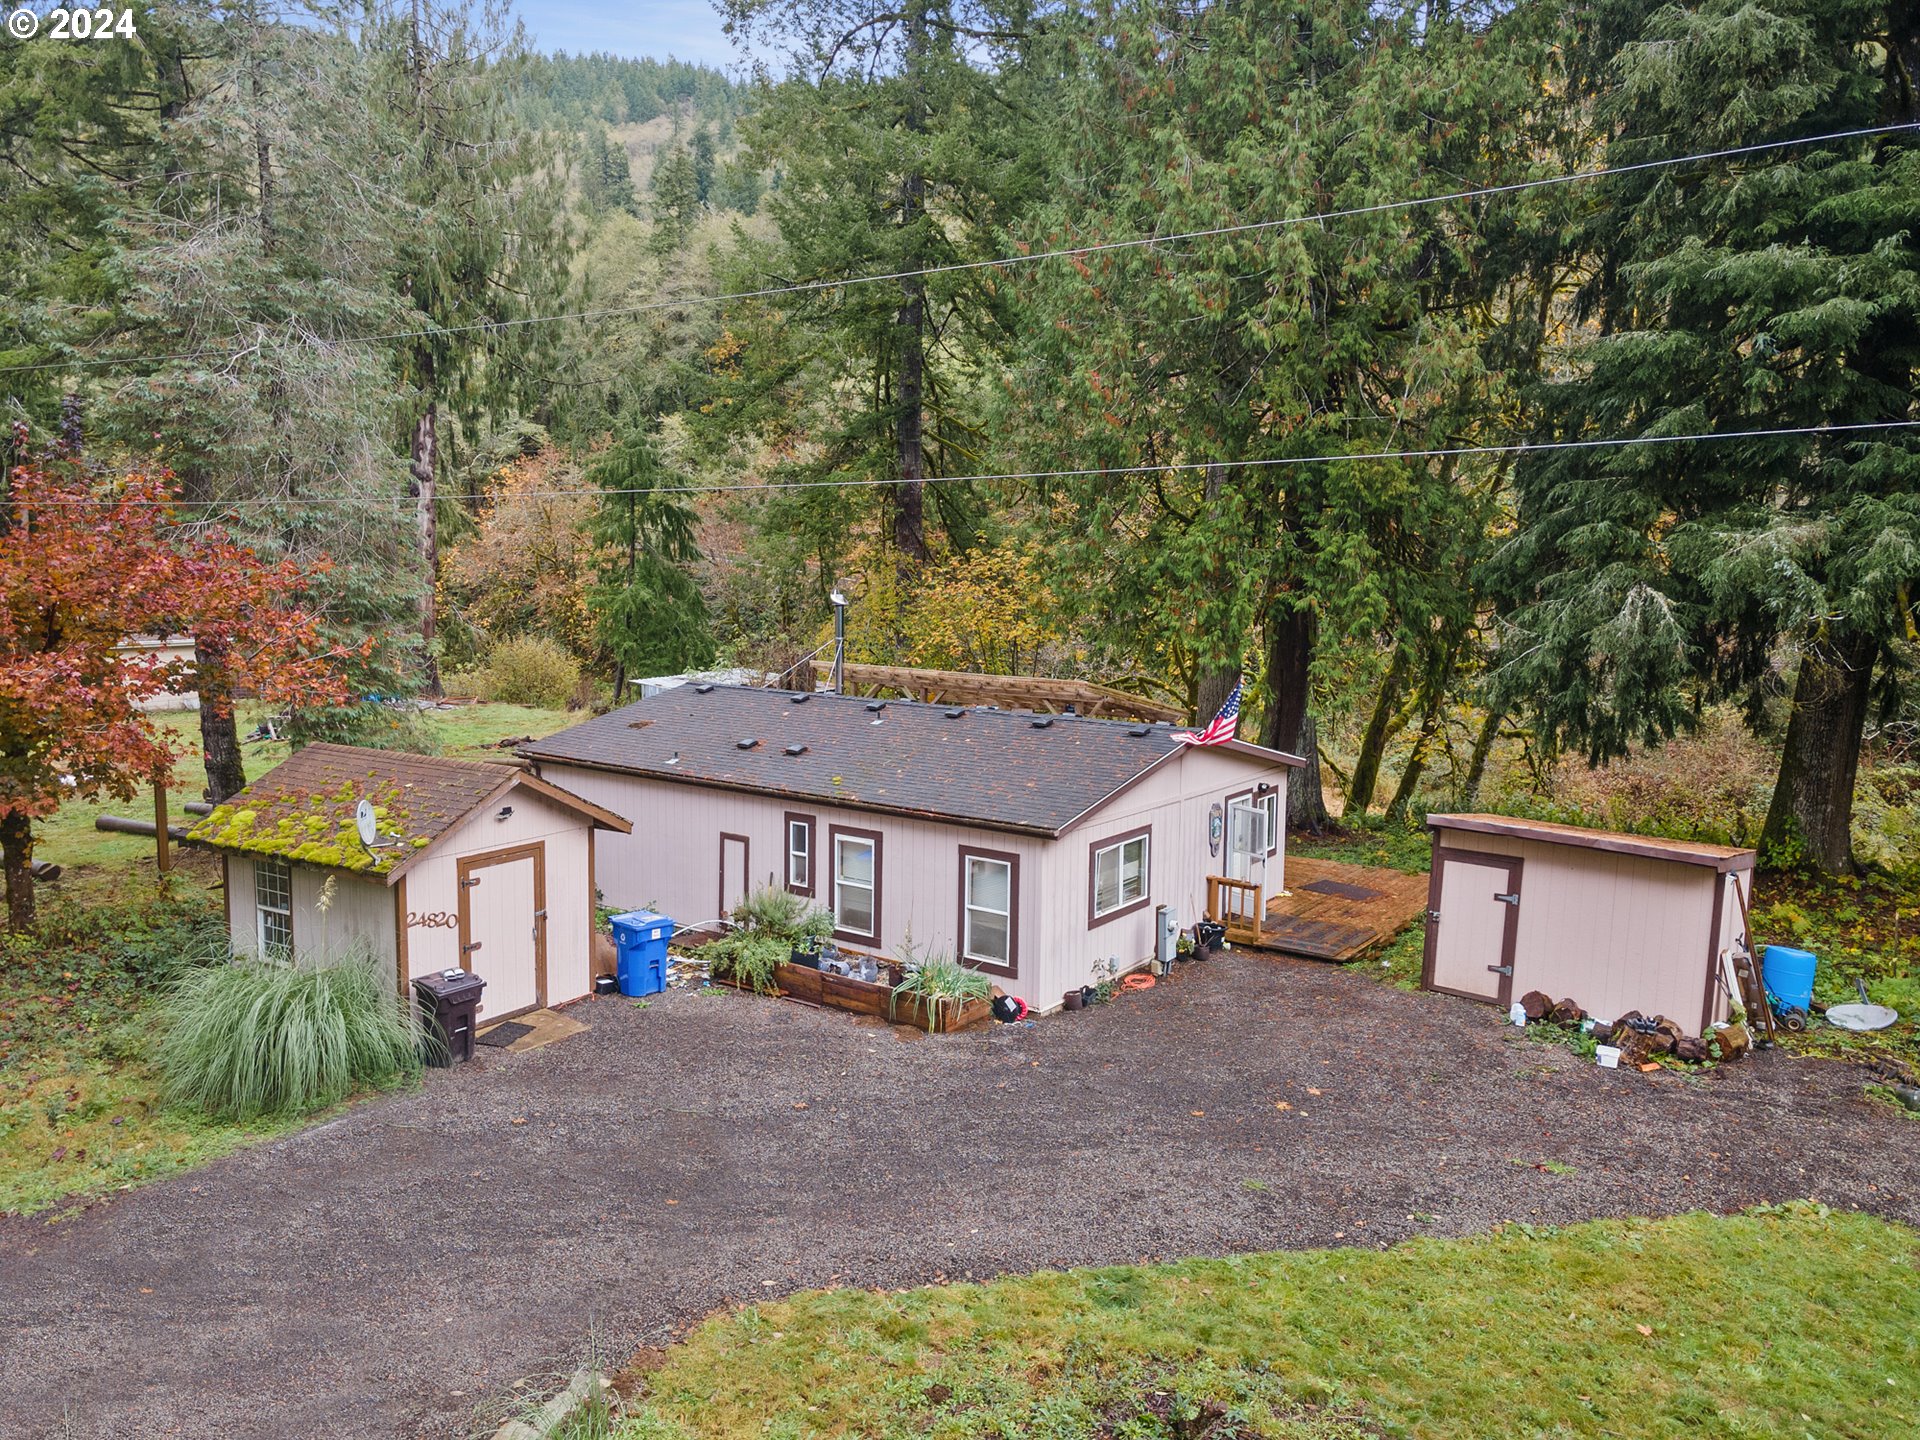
top-left (3, 953), bottom-right (1913, 1439)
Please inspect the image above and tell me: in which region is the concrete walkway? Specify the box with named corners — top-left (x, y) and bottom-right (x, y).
top-left (3, 955), bottom-right (1912, 1439)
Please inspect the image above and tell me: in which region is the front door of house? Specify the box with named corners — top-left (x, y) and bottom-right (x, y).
top-left (458, 844), bottom-right (546, 1022)
top-left (1226, 799), bottom-right (1267, 887)
top-left (1422, 849), bottom-right (1521, 1005)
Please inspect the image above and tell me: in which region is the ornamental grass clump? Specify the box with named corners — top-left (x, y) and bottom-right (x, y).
top-left (891, 951), bottom-right (993, 1032)
top-left (158, 949), bottom-right (422, 1121)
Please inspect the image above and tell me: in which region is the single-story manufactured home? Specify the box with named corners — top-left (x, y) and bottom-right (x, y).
top-left (1422, 813), bottom-right (1757, 1035)
top-left (187, 744), bottom-right (630, 1023)
top-left (520, 685), bottom-right (1305, 1011)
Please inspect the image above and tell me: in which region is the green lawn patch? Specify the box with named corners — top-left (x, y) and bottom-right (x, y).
top-left (614, 1207), bottom-right (1918, 1439)
top-left (1289, 821), bottom-right (1432, 877)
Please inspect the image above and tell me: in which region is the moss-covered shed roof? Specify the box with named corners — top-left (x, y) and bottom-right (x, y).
top-left (185, 742), bottom-right (627, 881)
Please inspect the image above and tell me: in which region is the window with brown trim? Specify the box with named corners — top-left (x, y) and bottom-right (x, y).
top-left (829, 825), bottom-right (882, 942)
top-left (1088, 826), bottom-right (1151, 927)
top-left (784, 812), bottom-right (815, 896)
top-left (958, 846), bottom-right (1019, 976)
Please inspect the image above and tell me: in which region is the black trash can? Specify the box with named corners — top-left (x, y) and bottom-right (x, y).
top-left (1193, 920), bottom-right (1227, 959)
top-left (414, 969), bottom-right (486, 1066)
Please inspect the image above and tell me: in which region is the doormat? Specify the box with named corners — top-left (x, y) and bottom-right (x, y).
top-left (1299, 877), bottom-right (1386, 902)
top-left (475, 1021), bottom-right (535, 1048)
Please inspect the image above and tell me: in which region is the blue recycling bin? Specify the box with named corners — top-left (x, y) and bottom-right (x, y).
top-left (610, 910), bottom-right (674, 998)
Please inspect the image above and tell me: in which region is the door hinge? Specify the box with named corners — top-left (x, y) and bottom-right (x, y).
top-left (1487, 964), bottom-right (1513, 975)
top-left (461, 876), bottom-right (481, 888)
top-left (1494, 892), bottom-right (1521, 906)
top-left (533, 908), bottom-right (547, 918)
top-left (462, 941), bottom-right (482, 954)
top-left (1426, 909), bottom-right (1441, 922)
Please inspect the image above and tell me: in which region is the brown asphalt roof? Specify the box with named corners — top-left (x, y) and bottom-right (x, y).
top-left (1428, 813), bottom-right (1756, 871)
top-left (519, 685), bottom-right (1300, 836)
top-left (186, 742), bottom-right (627, 880)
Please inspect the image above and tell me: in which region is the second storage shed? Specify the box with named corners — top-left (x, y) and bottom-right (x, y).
top-left (1421, 814), bottom-right (1756, 1035)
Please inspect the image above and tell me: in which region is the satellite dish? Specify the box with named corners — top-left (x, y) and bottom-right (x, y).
top-left (355, 798), bottom-right (378, 848)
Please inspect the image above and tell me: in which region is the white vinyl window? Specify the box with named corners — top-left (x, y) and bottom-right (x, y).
top-left (254, 857), bottom-right (293, 959)
top-left (1091, 833), bottom-right (1149, 918)
top-left (963, 855), bottom-right (1013, 968)
top-left (787, 819), bottom-right (812, 891)
top-left (833, 834), bottom-right (877, 937)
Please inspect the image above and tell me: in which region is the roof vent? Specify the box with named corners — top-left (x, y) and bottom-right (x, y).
top-left (736, 737), bottom-right (759, 750)
top-left (694, 683), bottom-right (714, 694)
top-left (865, 701), bottom-right (886, 712)
top-left (1030, 717), bottom-right (1055, 729)
top-left (790, 693), bottom-right (810, 704)
top-left (944, 708), bottom-right (965, 719)
top-left (1128, 726), bottom-right (1150, 737)
top-left (784, 743), bottom-right (808, 756)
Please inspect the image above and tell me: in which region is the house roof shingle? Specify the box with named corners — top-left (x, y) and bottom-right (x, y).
top-left (519, 685), bottom-right (1300, 836)
top-left (186, 742), bottom-right (627, 879)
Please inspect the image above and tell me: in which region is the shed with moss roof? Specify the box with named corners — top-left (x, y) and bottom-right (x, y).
top-left (189, 743), bottom-right (630, 1023)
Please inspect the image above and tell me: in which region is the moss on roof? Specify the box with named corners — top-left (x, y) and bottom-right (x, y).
top-left (185, 744), bottom-right (517, 875)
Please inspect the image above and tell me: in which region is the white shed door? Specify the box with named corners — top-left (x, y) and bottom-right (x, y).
top-left (1426, 851), bottom-right (1522, 1005)
top-left (458, 846), bottom-right (545, 1022)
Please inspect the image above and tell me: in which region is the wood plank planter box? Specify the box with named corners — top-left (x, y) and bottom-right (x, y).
top-left (721, 960), bottom-right (993, 1034)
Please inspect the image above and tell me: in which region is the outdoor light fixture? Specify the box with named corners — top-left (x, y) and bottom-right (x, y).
top-left (495, 805), bottom-right (513, 821)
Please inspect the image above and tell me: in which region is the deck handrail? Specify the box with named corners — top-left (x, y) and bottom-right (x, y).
top-left (1206, 874), bottom-right (1264, 944)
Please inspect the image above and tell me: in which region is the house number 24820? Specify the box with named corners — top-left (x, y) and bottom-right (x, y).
top-left (408, 911), bottom-right (457, 929)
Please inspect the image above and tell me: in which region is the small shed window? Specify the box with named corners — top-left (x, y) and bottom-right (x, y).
top-left (961, 851), bottom-right (1016, 970)
top-left (1091, 832), bottom-right (1149, 919)
top-left (786, 815), bottom-right (813, 894)
top-left (254, 857), bottom-right (293, 959)
top-left (833, 833), bottom-right (878, 938)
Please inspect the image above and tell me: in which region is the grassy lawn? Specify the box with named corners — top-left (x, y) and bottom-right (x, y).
top-left (4, 700), bottom-right (575, 1217)
top-left (608, 1206), bottom-right (1917, 1439)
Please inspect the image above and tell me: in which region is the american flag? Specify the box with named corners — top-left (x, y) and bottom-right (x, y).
top-left (1175, 676), bottom-right (1243, 746)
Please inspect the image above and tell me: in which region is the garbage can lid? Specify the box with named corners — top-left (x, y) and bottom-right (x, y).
top-left (610, 909), bottom-right (672, 931)
top-left (414, 968), bottom-right (485, 998)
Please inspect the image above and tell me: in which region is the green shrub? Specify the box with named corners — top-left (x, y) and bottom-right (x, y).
top-left (730, 885), bottom-right (832, 944)
top-left (702, 932), bottom-right (789, 994)
top-left (460, 635), bottom-right (582, 710)
top-left (158, 950), bottom-right (423, 1121)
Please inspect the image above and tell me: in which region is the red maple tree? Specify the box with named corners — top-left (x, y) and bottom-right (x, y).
top-left (0, 428), bottom-right (354, 929)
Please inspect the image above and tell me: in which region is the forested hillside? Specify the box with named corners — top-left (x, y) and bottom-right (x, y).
top-left (3, 0), bottom-right (1916, 879)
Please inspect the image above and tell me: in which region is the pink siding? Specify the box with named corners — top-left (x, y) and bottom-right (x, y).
top-left (1436, 833), bottom-right (1733, 1032)
top-left (542, 744), bottom-right (1293, 1015)
top-left (401, 789), bottom-right (597, 1008)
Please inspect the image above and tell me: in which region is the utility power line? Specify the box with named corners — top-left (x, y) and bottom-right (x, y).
top-left (19, 419), bottom-right (1918, 506)
top-left (2, 121), bottom-right (1914, 381)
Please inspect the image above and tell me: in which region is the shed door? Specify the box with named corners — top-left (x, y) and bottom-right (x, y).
top-left (1423, 849), bottom-right (1522, 1006)
top-left (458, 844), bottom-right (546, 1022)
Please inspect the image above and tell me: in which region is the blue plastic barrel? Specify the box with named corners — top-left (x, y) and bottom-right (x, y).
top-left (1762, 944), bottom-right (1818, 1012)
top-left (609, 910), bottom-right (674, 998)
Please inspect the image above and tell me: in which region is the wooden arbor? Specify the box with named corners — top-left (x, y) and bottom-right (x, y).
top-left (810, 661), bottom-right (1184, 724)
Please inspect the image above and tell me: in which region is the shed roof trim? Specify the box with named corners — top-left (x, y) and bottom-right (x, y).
top-left (1428, 813), bottom-right (1755, 872)
top-left (520, 685), bottom-right (1301, 837)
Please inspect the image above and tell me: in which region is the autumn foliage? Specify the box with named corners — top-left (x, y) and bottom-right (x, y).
top-left (0, 430), bottom-right (352, 928)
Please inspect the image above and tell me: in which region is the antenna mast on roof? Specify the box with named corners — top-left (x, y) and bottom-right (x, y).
top-left (829, 588), bottom-right (847, 694)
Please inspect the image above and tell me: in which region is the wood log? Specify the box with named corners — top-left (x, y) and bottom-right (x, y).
top-left (1520, 990), bottom-right (1553, 1022)
top-left (1548, 998), bottom-right (1586, 1026)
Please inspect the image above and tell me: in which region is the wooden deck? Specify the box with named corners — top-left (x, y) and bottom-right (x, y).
top-left (1244, 856), bottom-right (1430, 962)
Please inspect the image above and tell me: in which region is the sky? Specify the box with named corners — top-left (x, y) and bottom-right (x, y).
top-left (511, 1), bottom-right (740, 69)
